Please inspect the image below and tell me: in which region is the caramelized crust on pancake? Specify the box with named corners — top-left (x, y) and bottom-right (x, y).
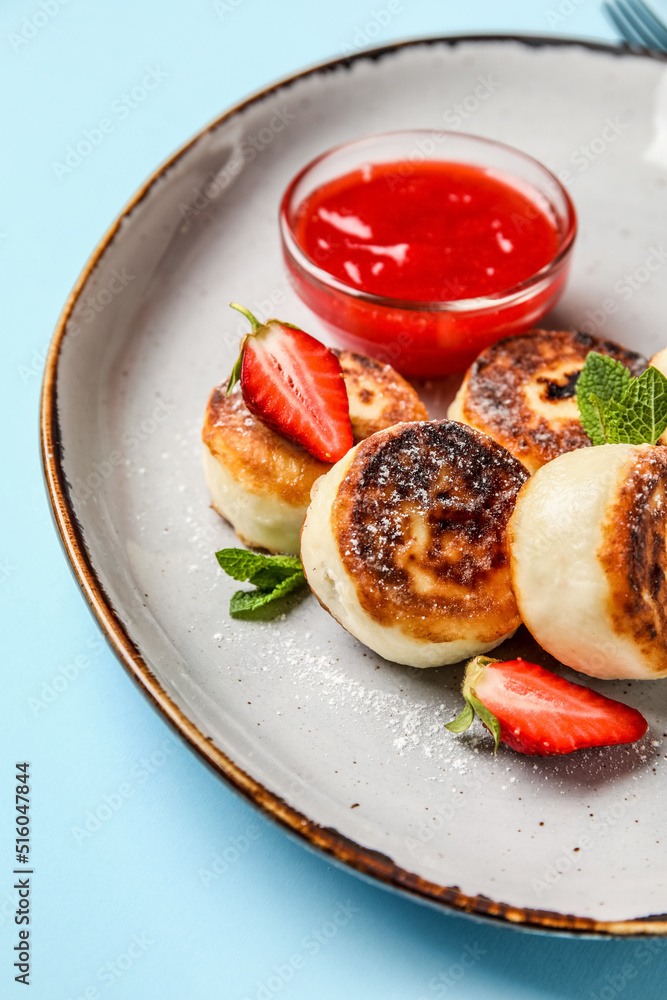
top-left (599, 446), bottom-right (667, 675)
top-left (334, 350), bottom-right (428, 442)
top-left (331, 421), bottom-right (529, 644)
top-left (203, 351), bottom-right (429, 508)
top-left (203, 387), bottom-right (328, 507)
top-left (449, 330), bottom-right (646, 473)
top-left (202, 350), bottom-right (429, 553)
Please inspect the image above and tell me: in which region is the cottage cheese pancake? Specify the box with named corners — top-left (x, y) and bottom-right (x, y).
top-left (449, 330), bottom-right (646, 473)
top-left (301, 420), bottom-right (529, 667)
top-left (509, 443), bottom-right (667, 679)
top-left (203, 351), bottom-right (427, 553)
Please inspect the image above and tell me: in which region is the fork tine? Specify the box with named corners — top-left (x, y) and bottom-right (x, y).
top-left (617, 0), bottom-right (666, 47)
top-left (603, 0), bottom-right (648, 45)
top-left (626, 0), bottom-right (667, 50)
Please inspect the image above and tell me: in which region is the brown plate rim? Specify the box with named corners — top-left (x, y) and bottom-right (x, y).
top-left (40, 32), bottom-right (667, 937)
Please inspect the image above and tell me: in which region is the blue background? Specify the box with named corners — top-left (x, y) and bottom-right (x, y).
top-left (3, 1), bottom-right (667, 997)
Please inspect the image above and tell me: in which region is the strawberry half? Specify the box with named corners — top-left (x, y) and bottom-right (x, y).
top-left (225, 303), bottom-right (353, 463)
top-left (445, 656), bottom-right (648, 756)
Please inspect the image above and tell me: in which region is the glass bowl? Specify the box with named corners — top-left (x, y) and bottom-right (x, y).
top-left (279, 131), bottom-right (577, 376)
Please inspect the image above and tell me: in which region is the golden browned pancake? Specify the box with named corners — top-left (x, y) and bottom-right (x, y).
top-left (448, 330), bottom-right (646, 474)
top-left (509, 443), bottom-right (667, 679)
top-left (301, 420), bottom-right (529, 667)
top-left (203, 387), bottom-right (326, 510)
top-left (599, 447), bottom-right (667, 676)
top-left (333, 349), bottom-right (428, 442)
top-left (202, 350), bottom-right (428, 553)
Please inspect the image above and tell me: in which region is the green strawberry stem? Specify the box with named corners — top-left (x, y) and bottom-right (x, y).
top-left (445, 655), bottom-right (502, 754)
top-left (445, 700), bottom-right (475, 733)
top-left (229, 302), bottom-right (262, 332)
top-left (226, 302), bottom-right (263, 396)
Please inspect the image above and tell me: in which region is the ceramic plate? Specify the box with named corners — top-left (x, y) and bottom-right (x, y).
top-left (42, 36), bottom-right (667, 934)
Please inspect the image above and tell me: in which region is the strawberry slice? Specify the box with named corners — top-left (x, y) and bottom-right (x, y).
top-left (225, 303), bottom-right (353, 463)
top-left (445, 656), bottom-right (648, 756)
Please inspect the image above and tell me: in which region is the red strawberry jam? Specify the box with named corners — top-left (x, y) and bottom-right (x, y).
top-left (294, 161), bottom-right (561, 303)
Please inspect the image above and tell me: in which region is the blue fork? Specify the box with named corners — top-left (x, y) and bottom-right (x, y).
top-left (603, 0), bottom-right (667, 51)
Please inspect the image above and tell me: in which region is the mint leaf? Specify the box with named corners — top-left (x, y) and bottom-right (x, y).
top-left (215, 548), bottom-right (302, 585)
top-left (216, 547), bottom-right (263, 581)
top-left (585, 393), bottom-right (610, 446)
top-left (613, 366), bottom-right (667, 445)
top-left (216, 547), bottom-right (306, 618)
top-left (576, 353), bottom-right (667, 447)
top-left (247, 565), bottom-right (300, 589)
top-left (229, 572), bottom-right (306, 619)
top-left (576, 352), bottom-right (632, 445)
top-left (589, 392), bottom-right (624, 445)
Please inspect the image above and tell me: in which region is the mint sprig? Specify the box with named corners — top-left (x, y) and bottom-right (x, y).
top-left (576, 353), bottom-right (632, 445)
top-left (215, 548), bottom-right (306, 618)
top-left (576, 353), bottom-right (667, 446)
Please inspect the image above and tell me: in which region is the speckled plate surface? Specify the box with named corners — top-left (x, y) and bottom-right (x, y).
top-left (42, 36), bottom-right (667, 934)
